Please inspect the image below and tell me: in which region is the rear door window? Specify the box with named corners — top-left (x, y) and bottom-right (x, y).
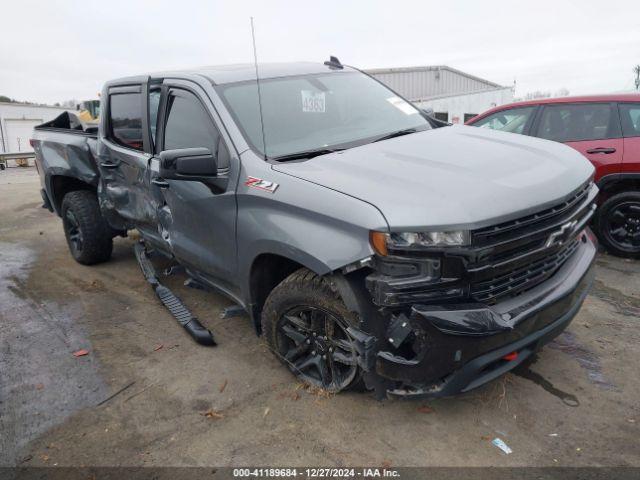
top-left (536, 103), bottom-right (619, 142)
top-left (619, 103), bottom-right (640, 137)
top-left (109, 93), bottom-right (143, 151)
top-left (163, 90), bottom-right (230, 169)
top-left (472, 107), bottom-right (535, 134)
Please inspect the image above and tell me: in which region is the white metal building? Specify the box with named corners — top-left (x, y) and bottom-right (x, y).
top-left (365, 66), bottom-right (514, 124)
top-left (0, 103), bottom-right (68, 153)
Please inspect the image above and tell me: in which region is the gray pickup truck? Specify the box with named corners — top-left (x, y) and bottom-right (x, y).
top-left (32, 59), bottom-right (598, 398)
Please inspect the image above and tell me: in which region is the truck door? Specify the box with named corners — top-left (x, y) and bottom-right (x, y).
top-left (533, 102), bottom-right (623, 182)
top-left (98, 81), bottom-right (166, 246)
top-left (150, 84), bottom-right (239, 296)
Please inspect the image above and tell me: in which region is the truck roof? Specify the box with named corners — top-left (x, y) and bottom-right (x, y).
top-left (113, 62), bottom-right (354, 86)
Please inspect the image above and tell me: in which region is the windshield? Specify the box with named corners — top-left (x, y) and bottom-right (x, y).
top-left (217, 71), bottom-right (430, 159)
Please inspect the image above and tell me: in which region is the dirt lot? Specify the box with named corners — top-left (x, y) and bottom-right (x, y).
top-left (1, 167), bottom-right (639, 468)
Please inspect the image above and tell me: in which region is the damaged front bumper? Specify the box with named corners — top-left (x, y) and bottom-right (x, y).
top-left (355, 231), bottom-right (597, 398)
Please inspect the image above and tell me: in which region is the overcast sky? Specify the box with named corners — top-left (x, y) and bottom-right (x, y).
top-left (1, 0), bottom-right (639, 104)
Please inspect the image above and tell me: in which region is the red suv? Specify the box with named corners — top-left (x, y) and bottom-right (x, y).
top-left (467, 95), bottom-right (640, 258)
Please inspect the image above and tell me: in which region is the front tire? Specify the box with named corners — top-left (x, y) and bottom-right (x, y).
top-left (61, 190), bottom-right (113, 265)
top-left (594, 191), bottom-right (640, 259)
top-left (261, 269), bottom-right (364, 393)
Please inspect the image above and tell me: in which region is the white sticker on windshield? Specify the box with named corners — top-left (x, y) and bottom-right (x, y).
top-left (301, 90), bottom-right (326, 113)
top-left (387, 96), bottom-right (419, 115)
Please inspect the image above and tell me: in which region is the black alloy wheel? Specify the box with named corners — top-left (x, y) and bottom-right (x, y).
top-left (604, 201), bottom-right (640, 250)
top-left (595, 191), bottom-right (640, 258)
top-left (60, 190), bottom-right (114, 265)
top-left (64, 208), bottom-right (84, 256)
top-left (276, 305), bottom-right (358, 392)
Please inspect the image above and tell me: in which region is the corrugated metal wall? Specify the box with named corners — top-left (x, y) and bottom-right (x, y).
top-left (366, 66), bottom-right (503, 102)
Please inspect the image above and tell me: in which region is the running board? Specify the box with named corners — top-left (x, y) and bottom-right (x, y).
top-left (134, 242), bottom-right (216, 346)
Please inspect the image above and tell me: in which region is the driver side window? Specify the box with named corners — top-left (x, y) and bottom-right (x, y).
top-left (163, 90), bottom-right (230, 169)
top-left (473, 107), bottom-right (535, 135)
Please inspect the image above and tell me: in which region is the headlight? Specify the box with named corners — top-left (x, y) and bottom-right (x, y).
top-left (370, 230), bottom-right (470, 256)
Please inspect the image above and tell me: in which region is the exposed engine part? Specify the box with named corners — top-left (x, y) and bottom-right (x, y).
top-left (386, 313), bottom-right (413, 348)
top-left (345, 326), bottom-right (377, 372)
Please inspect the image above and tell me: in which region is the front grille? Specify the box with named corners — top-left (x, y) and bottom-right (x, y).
top-left (470, 239), bottom-right (580, 304)
top-left (467, 180), bottom-right (596, 305)
top-left (473, 180), bottom-right (592, 245)
top-left (365, 181), bottom-right (596, 309)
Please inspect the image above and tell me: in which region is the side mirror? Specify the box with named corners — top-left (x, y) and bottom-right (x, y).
top-left (159, 148), bottom-right (217, 181)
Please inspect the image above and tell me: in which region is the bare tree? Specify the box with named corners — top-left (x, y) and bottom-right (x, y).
top-left (61, 99), bottom-right (78, 109)
top-left (634, 65), bottom-right (640, 91)
top-left (523, 90), bottom-right (552, 101)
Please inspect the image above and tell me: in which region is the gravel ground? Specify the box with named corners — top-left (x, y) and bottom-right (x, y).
top-left (1, 167), bottom-right (639, 468)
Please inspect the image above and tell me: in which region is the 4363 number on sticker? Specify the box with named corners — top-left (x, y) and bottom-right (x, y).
top-left (301, 90), bottom-right (326, 112)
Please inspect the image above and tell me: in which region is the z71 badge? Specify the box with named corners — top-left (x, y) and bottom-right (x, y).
top-left (245, 176), bottom-right (279, 193)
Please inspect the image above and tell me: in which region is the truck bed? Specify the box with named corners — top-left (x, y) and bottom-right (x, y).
top-left (34, 111), bottom-right (98, 137)
top-left (32, 112), bottom-right (101, 215)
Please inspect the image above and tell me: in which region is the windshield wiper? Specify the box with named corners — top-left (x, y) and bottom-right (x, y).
top-left (373, 127), bottom-right (420, 143)
top-left (271, 148), bottom-right (344, 162)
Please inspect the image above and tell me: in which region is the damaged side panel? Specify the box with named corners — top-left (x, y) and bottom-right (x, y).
top-left (95, 81), bottom-right (161, 239)
top-left (31, 127), bottom-right (100, 215)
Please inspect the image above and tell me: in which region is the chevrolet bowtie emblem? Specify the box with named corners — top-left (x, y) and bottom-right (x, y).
top-left (545, 220), bottom-right (577, 248)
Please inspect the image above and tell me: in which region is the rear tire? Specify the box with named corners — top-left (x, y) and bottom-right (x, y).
top-left (594, 191), bottom-right (640, 259)
top-left (61, 190), bottom-right (113, 265)
top-left (261, 268), bottom-right (364, 393)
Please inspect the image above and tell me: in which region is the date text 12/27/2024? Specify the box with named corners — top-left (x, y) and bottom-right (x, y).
top-left (233, 469), bottom-right (400, 478)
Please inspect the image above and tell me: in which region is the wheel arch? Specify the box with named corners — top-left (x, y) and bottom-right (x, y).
top-left (49, 174), bottom-right (96, 215)
top-left (247, 249), bottom-right (332, 334)
top-left (596, 173), bottom-right (640, 200)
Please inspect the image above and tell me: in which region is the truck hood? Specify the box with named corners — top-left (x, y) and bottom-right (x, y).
top-left (272, 125), bottom-right (594, 230)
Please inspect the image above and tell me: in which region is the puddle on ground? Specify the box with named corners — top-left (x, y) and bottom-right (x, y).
top-left (590, 279), bottom-right (640, 318)
top-left (549, 330), bottom-right (616, 391)
top-left (595, 256), bottom-right (639, 276)
top-left (514, 359), bottom-right (580, 407)
top-left (0, 242), bottom-right (108, 465)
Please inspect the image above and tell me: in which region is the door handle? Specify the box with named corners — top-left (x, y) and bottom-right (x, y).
top-left (152, 178), bottom-right (170, 188)
top-left (100, 161), bottom-right (119, 169)
top-left (586, 147), bottom-right (616, 154)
